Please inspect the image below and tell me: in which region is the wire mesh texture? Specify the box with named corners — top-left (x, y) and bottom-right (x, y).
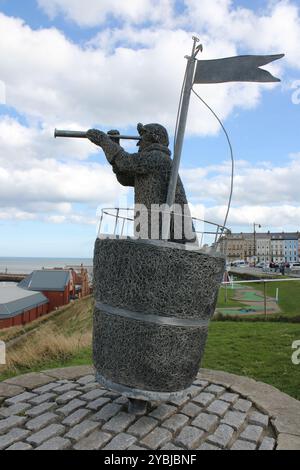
top-left (97, 208), bottom-right (230, 254)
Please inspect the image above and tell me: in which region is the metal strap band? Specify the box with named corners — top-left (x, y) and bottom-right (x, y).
top-left (95, 301), bottom-right (208, 328)
top-left (95, 371), bottom-right (193, 402)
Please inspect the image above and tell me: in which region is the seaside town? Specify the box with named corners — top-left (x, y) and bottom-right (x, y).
top-left (0, 0), bottom-right (300, 456)
top-left (224, 231), bottom-right (300, 264)
top-left (2, 228), bottom-right (300, 331)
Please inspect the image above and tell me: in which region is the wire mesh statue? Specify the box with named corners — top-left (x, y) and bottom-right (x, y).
top-left (87, 123), bottom-right (195, 244)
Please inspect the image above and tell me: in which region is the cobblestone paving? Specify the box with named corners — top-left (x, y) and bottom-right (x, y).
top-left (0, 373), bottom-right (277, 451)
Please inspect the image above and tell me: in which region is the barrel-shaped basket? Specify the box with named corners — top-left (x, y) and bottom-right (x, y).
top-left (93, 237), bottom-right (225, 400)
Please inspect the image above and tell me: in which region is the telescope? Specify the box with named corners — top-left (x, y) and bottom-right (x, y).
top-left (54, 129), bottom-right (141, 141)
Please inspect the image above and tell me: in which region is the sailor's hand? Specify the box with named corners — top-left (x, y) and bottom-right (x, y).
top-left (86, 129), bottom-right (106, 146)
top-left (107, 129), bottom-right (120, 145)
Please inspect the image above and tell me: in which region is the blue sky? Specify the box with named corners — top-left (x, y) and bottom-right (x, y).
top-left (0, 0), bottom-right (300, 257)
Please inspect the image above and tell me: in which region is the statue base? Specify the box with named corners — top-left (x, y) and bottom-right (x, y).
top-left (93, 237), bottom-right (225, 399)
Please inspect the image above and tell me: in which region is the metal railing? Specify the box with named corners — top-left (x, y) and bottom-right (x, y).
top-left (97, 207), bottom-right (230, 252)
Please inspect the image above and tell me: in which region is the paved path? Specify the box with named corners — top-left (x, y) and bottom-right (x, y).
top-left (229, 267), bottom-right (281, 278)
top-left (0, 366), bottom-right (299, 450)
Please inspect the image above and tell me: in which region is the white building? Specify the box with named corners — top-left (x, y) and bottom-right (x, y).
top-left (270, 235), bottom-right (285, 263)
top-left (256, 237), bottom-right (271, 263)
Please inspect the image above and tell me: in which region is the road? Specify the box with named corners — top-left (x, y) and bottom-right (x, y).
top-left (228, 266), bottom-right (300, 279)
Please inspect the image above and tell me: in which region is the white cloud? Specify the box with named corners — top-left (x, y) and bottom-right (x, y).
top-left (0, 208), bottom-right (37, 221)
top-left (0, 117), bottom-right (129, 222)
top-left (0, 6), bottom-right (292, 137)
top-left (183, 157), bottom-right (300, 205)
top-left (1, 2), bottom-right (300, 228)
top-left (184, 0), bottom-right (300, 68)
top-left (0, 117), bottom-right (99, 169)
top-left (36, 0), bottom-right (300, 71)
top-left (0, 157), bottom-right (126, 207)
top-left (37, 0), bottom-right (174, 27)
top-left (182, 156), bottom-right (300, 230)
top-left (45, 214), bottom-right (96, 224)
top-left (203, 204), bottom-right (300, 231)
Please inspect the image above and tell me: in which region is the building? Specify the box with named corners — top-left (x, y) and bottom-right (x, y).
top-left (18, 267), bottom-right (91, 312)
top-left (19, 270), bottom-right (75, 312)
top-left (220, 233), bottom-right (244, 260)
top-left (223, 232), bottom-right (259, 262)
top-left (269, 234), bottom-right (284, 263)
top-left (0, 284), bottom-right (48, 329)
top-left (244, 234), bottom-right (255, 260)
top-left (284, 235), bottom-right (298, 263)
top-left (256, 237), bottom-right (271, 263)
top-left (224, 231), bottom-right (300, 263)
top-left (69, 267), bottom-right (91, 298)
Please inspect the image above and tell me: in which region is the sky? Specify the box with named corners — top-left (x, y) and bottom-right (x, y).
top-left (0, 0), bottom-right (300, 257)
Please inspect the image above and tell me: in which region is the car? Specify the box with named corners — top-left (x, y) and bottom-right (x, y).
top-left (231, 260), bottom-right (248, 267)
top-left (290, 262), bottom-right (300, 270)
top-left (256, 262), bottom-right (267, 269)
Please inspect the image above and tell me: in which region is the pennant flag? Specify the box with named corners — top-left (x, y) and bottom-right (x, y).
top-left (194, 54), bottom-right (284, 84)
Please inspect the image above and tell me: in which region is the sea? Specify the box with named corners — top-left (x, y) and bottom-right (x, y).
top-left (0, 257), bottom-right (93, 279)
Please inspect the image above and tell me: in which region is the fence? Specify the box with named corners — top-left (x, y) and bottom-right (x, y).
top-left (0, 340), bottom-right (6, 365)
top-left (97, 207), bottom-right (230, 252)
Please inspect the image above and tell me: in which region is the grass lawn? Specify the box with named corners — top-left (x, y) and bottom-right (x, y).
top-left (217, 279), bottom-right (300, 320)
top-left (247, 279), bottom-right (300, 318)
top-left (203, 322), bottom-right (300, 400)
top-left (217, 286), bottom-right (245, 308)
top-left (1, 295), bottom-right (299, 400)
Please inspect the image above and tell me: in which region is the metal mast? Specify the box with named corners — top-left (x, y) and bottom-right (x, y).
top-left (166, 36), bottom-right (201, 207)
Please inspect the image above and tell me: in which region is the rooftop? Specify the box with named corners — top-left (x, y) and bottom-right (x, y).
top-left (19, 270), bottom-right (71, 292)
top-left (227, 232), bottom-right (300, 240)
top-left (0, 285), bottom-right (48, 318)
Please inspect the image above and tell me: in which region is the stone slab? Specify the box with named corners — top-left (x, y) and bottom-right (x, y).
top-left (7, 441), bottom-right (33, 450)
top-left (0, 428), bottom-right (30, 450)
top-left (0, 383), bottom-right (25, 399)
top-left (128, 416), bottom-right (158, 438)
top-left (272, 412), bottom-right (300, 437)
top-left (141, 427), bottom-right (172, 450)
top-left (175, 426), bottom-right (204, 449)
top-left (26, 424), bottom-right (65, 446)
top-left (192, 413), bottom-right (219, 432)
top-left (65, 419), bottom-right (100, 442)
top-left (4, 373), bottom-right (54, 390)
top-left (231, 440), bottom-right (256, 450)
top-left (0, 402), bottom-right (31, 418)
top-left (207, 424), bottom-right (234, 449)
top-left (104, 433), bottom-right (137, 451)
top-left (259, 437), bottom-right (276, 450)
top-left (1, 368), bottom-right (299, 451)
top-left (73, 431), bottom-right (112, 450)
top-left (42, 366), bottom-right (94, 380)
top-left (6, 391), bottom-right (37, 405)
top-left (277, 433), bottom-right (300, 450)
top-left (36, 437), bottom-right (71, 450)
